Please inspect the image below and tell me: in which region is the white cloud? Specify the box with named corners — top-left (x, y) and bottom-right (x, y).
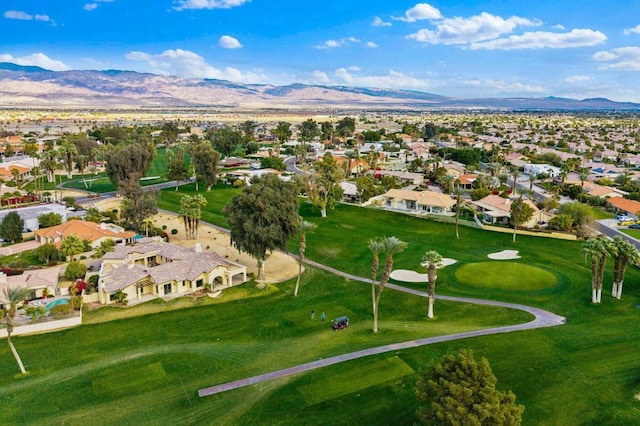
top-left (124, 48), bottom-right (268, 83)
top-left (4, 10), bottom-right (34, 20)
top-left (84, 0), bottom-right (114, 11)
top-left (0, 52), bottom-right (70, 71)
top-left (3, 10), bottom-right (54, 24)
top-left (469, 29), bottom-right (607, 50)
top-left (394, 3), bottom-right (442, 22)
top-left (308, 67), bottom-right (433, 91)
top-left (461, 79), bottom-right (545, 94)
top-left (218, 35), bottom-right (242, 49)
top-left (564, 75), bottom-right (592, 83)
top-left (593, 47), bottom-right (640, 71)
top-left (315, 37), bottom-right (360, 49)
top-left (311, 70), bottom-right (331, 84)
top-left (366, 42), bottom-right (379, 48)
top-left (407, 12), bottom-right (540, 45)
top-left (372, 16), bottom-right (391, 27)
top-left (624, 24), bottom-right (640, 35)
top-left (173, 0), bottom-right (250, 11)
top-left (553, 24), bottom-right (565, 30)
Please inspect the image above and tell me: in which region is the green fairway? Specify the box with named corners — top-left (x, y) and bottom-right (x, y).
top-left (455, 262), bottom-right (558, 291)
top-left (2, 193), bottom-right (640, 425)
top-left (0, 267), bottom-right (531, 425)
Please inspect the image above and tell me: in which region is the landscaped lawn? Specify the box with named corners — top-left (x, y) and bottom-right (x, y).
top-left (2, 194), bottom-right (640, 425)
top-left (0, 267), bottom-right (531, 425)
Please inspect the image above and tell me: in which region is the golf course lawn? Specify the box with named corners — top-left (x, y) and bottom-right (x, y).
top-left (0, 268), bottom-right (532, 425)
top-left (2, 188), bottom-right (640, 425)
top-left (455, 262), bottom-right (558, 291)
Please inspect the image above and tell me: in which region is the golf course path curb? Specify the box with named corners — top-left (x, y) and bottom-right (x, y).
top-left (198, 259), bottom-right (566, 398)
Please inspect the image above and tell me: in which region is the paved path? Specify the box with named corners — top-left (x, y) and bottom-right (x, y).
top-left (198, 259), bottom-right (566, 398)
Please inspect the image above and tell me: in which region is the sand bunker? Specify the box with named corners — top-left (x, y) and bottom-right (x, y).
top-left (487, 250), bottom-right (521, 260)
top-left (390, 258), bottom-right (457, 283)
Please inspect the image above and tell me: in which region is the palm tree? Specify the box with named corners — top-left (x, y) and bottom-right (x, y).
top-left (421, 250), bottom-right (443, 319)
top-left (58, 141), bottom-right (78, 179)
top-left (371, 236), bottom-right (408, 333)
top-left (368, 238), bottom-right (385, 316)
top-left (293, 220), bottom-right (317, 297)
top-left (2, 286), bottom-right (30, 374)
top-left (453, 186), bottom-right (464, 239)
top-left (582, 237), bottom-right (610, 303)
top-left (60, 235), bottom-right (86, 261)
top-left (610, 237), bottom-right (640, 299)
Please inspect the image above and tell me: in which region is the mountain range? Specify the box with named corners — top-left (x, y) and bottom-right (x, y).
top-left (1, 62), bottom-right (639, 111)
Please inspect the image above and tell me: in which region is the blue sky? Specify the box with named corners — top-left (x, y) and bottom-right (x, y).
top-left (2, 1), bottom-right (640, 101)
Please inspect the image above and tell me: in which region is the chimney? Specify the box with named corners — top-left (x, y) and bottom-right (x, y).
top-left (100, 222), bottom-right (107, 230)
top-left (195, 243), bottom-right (202, 253)
top-left (128, 259), bottom-right (134, 269)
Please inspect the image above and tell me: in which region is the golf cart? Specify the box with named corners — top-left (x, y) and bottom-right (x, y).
top-left (332, 316), bottom-right (349, 330)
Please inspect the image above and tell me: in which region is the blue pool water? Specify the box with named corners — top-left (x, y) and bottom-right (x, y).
top-left (46, 298), bottom-right (69, 311)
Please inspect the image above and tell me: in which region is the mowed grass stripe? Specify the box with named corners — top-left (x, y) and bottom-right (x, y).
top-left (92, 362), bottom-right (167, 398)
top-left (297, 356), bottom-right (414, 405)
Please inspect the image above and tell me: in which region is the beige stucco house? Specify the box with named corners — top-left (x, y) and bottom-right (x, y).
top-left (376, 188), bottom-right (456, 214)
top-left (97, 237), bottom-right (247, 305)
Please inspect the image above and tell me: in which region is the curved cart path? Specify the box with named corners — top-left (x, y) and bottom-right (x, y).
top-left (198, 259), bottom-right (565, 398)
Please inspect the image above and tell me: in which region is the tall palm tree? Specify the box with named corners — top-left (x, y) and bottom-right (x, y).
top-left (368, 238), bottom-right (385, 316)
top-left (372, 236), bottom-right (408, 334)
top-left (582, 237), bottom-right (610, 303)
top-left (610, 237), bottom-right (640, 299)
top-left (2, 286), bottom-right (30, 374)
top-left (453, 186), bottom-right (464, 239)
top-left (421, 250), bottom-right (443, 319)
top-left (294, 220), bottom-right (317, 297)
top-left (58, 141), bottom-right (78, 179)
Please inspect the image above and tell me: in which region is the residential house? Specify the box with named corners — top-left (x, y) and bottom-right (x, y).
top-left (523, 163), bottom-right (560, 178)
top-left (457, 174), bottom-right (478, 190)
top-left (97, 237), bottom-right (247, 305)
top-left (607, 197), bottom-right (640, 218)
top-left (370, 170), bottom-right (425, 186)
top-left (377, 188), bottom-right (456, 214)
top-left (472, 194), bottom-right (552, 227)
top-left (34, 220), bottom-right (136, 248)
top-left (0, 203), bottom-right (68, 232)
top-left (0, 267), bottom-right (61, 301)
top-left (340, 181), bottom-right (360, 203)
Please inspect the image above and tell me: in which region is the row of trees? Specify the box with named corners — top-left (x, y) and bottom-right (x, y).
top-left (582, 236), bottom-right (639, 303)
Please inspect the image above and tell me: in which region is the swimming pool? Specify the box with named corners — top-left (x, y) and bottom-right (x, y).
top-left (45, 298), bottom-right (69, 311)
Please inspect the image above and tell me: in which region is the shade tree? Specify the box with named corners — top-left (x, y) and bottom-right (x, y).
top-left (222, 174), bottom-right (299, 281)
top-left (415, 349), bottom-right (524, 425)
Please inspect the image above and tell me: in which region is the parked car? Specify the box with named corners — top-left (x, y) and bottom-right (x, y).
top-left (629, 224), bottom-right (640, 229)
top-left (332, 316), bottom-right (349, 330)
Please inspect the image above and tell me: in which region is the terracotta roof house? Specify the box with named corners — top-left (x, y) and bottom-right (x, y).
top-left (97, 237), bottom-right (247, 305)
top-left (472, 194), bottom-right (552, 227)
top-left (0, 267), bottom-right (61, 302)
top-left (34, 220), bottom-right (136, 248)
top-left (457, 174), bottom-right (478, 190)
top-left (377, 188), bottom-right (455, 214)
top-left (0, 164), bottom-right (31, 181)
top-left (607, 197), bottom-right (640, 217)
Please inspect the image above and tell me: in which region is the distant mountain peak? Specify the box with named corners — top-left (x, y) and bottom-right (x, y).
top-left (0, 62), bottom-right (638, 110)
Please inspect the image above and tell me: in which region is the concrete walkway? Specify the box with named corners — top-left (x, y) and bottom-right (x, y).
top-left (198, 259), bottom-right (566, 398)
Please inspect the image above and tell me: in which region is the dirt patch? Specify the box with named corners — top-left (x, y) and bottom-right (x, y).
top-left (150, 212), bottom-right (299, 283)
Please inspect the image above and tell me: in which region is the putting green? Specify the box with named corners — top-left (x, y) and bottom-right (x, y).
top-left (455, 262), bottom-right (558, 291)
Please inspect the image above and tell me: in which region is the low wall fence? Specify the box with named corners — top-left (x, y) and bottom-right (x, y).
top-left (0, 310), bottom-right (82, 338)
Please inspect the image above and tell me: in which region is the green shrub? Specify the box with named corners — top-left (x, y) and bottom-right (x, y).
top-left (70, 296), bottom-right (83, 310)
top-left (171, 229), bottom-right (178, 235)
top-left (24, 305), bottom-right (47, 321)
top-left (49, 303), bottom-right (72, 316)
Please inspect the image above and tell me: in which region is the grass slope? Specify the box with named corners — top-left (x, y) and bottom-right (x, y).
top-left (0, 268), bottom-right (530, 425)
top-left (2, 192), bottom-right (639, 425)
